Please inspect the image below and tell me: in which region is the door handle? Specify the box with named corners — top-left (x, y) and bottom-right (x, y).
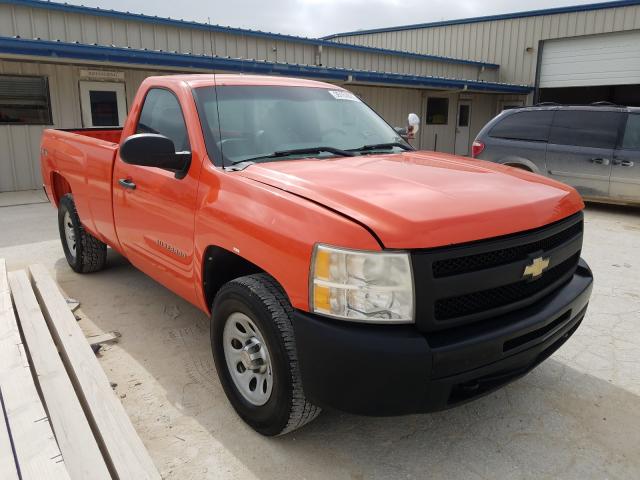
top-left (589, 158), bottom-right (610, 166)
top-left (613, 159), bottom-right (634, 167)
top-left (118, 178), bottom-right (136, 190)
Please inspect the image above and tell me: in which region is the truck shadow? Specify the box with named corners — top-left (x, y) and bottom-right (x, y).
top-left (52, 254), bottom-right (640, 480)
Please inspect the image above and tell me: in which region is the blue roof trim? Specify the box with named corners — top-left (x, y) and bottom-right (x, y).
top-left (0, 0), bottom-right (498, 68)
top-left (0, 37), bottom-right (531, 93)
top-left (322, 0), bottom-right (640, 39)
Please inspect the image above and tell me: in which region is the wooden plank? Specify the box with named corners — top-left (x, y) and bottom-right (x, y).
top-left (87, 331), bottom-right (121, 346)
top-left (0, 387), bottom-right (20, 480)
top-left (28, 264), bottom-right (161, 480)
top-left (0, 260), bottom-right (70, 480)
top-left (8, 270), bottom-right (112, 480)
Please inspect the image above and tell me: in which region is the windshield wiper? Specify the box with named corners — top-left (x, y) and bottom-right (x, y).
top-left (347, 142), bottom-right (414, 153)
top-left (238, 146), bottom-right (356, 164)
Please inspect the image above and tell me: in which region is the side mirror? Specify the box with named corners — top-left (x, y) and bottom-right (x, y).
top-left (407, 113), bottom-right (420, 139)
top-left (120, 134), bottom-right (190, 177)
top-left (394, 126), bottom-right (408, 138)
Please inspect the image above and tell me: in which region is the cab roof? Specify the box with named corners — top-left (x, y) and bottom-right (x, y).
top-left (144, 74), bottom-right (340, 90)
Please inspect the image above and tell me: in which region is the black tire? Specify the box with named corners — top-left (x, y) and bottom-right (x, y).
top-left (58, 193), bottom-right (107, 273)
top-left (211, 273), bottom-right (320, 436)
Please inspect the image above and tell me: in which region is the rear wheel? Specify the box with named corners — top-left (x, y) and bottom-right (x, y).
top-left (58, 194), bottom-right (107, 273)
top-left (211, 273), bottom-right (320, 436)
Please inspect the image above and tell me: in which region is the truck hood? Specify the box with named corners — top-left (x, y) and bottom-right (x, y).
top-left (239, 151), bottom-right (584, 249)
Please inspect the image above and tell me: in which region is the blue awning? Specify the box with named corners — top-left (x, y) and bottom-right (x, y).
top-left (0, 36), bottom-right (533, 94)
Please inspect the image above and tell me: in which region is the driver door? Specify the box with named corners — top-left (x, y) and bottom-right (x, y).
top-left (113, 87), bottom-right (203, 302)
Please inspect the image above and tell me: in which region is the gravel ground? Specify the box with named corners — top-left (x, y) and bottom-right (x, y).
top-left (1, 193), bottom-right (639, 480)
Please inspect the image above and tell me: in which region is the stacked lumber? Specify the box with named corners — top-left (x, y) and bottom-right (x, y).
top-left (0, 259), bottom-right (161, 480)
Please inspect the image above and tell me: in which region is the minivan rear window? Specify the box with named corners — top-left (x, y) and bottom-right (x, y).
top-left (489, 110), bottom-right (553, 142)
top-left (548, 110), bottom-right (622, 149)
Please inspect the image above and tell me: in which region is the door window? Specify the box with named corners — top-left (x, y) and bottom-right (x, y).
top-left (489, 110), bottom-right (553, 142)
top-left (79, 81), bottom-right (126, 128)
top-left (89, 91), bottom-right (119, 126)
top-left (548, 110), bottom-right (622, 149)
top-left (136, 89), bottom-right (190, 152)
top-left (621, 114), bottom-right (640, 150)
top-left (458, 104), bottom-right (470, 127)
top-left (426, 98), bottom-right (448, 125)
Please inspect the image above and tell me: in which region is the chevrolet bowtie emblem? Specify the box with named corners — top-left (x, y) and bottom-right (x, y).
top-left (523, 256), bottom-right (550, 279)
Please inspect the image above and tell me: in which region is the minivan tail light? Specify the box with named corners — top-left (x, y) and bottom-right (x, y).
top-left (471, 140), bottom-right (485, 158)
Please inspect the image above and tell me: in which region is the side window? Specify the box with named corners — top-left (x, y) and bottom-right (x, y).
top-left (0, 75), bottom-right (52, 125)
top-left (489, 111), bottom-right (553, 142)
top-left (136, 89), bottom-right (190, 152)
top-left (548, 111), bottom-right (622, 149)
top-left (621, 114), bottom-right (640, 150)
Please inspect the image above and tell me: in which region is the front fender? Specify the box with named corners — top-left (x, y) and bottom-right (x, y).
top-left (192, 162), bottom-right (380, 313)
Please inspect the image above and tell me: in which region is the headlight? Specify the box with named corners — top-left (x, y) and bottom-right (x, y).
top-left (310, 244), bottom-right (414, 323)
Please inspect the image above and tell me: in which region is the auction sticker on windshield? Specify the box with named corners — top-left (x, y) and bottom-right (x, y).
top-left (328, 90), bottom-right (360, 101)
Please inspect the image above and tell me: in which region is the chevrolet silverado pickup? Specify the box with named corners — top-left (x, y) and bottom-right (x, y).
top-left (40, 75), bottom-right (593, 436)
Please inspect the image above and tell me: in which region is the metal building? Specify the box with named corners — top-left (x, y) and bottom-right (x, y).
top-left (0, 0), bottom-right (638, 192)
top-left (325, 0), bottom-right (640, 104)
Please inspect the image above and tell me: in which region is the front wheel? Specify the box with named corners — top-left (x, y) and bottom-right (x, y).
top-left (58, 194), bottom-right (107, 273)
top-left (211, 274), bottom-right (320, 436)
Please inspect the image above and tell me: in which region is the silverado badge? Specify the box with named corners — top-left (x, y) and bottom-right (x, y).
top-left (523, 256), bottom-right (550, 280)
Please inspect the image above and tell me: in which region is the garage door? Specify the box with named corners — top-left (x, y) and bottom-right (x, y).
top-left (540, 30), bottom-right (640, 88)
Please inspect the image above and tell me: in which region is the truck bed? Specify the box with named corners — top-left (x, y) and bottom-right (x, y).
top-left (60, 127), bottom-right (123, 144)
top-left (40, 128), bottom-right (121, 250)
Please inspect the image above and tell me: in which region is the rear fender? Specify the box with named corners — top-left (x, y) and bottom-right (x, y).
top-left (50, 172), bottom-right (72, 207)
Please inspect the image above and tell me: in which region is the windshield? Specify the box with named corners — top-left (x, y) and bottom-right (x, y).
top-left (193, 85), bottom-right (410, 166)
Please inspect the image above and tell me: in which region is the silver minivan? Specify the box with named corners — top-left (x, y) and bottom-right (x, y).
top-left (472, 105), bottom-right (640, 205)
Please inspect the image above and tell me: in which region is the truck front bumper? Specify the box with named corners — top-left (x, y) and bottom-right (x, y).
top-left (292, 258), bottom-right (593, 416)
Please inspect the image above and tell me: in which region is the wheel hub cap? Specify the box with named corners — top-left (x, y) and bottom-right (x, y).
top-left (63, 211), bottom-right (77, 259)
top-left (222, 312), bottom-right (273, 406)
top-left (240, 337), bottom-right (267, 373)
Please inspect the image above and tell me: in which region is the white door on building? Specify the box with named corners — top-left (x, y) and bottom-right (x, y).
top-left (540, 30), bottom-right (640, 88)
top-left (79, 81), bottom-right (127, 128)
top-left (454, 101), bottom-right (471, 156)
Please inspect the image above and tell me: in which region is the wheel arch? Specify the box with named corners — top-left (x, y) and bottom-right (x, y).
top-left (202, 245), bottom-right (290, 312)
top-left (497, 156), bottom-right (540, 173)
top-left (50, 172), bottom-right (72, 207)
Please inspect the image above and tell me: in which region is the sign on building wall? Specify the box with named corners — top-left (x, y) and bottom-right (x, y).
top-left (79, 69), bottom-right (125, 82)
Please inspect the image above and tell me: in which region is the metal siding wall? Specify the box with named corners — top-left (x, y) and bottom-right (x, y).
top-left (468, 93), bottom-right (497, 146)
top-left (0, 58), bottom-right (172, 191)
top-left (0, 3), bottom-right (489, 80)
top-left (0, 59), bottom-right (80, 192)
top-left (346, 84), bottom-right (422, 130)
top-left (324, 84), bottom-right (502, 155)
top-left (321, 45), bottom-right (493, 80)
top-left (329, 4), bottom-right (640, 84)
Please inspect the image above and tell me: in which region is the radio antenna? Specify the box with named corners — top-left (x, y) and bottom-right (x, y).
top-left (207, 17), bottom-right (215, 64)
top-left (207, 16), bottom-right (224, 168)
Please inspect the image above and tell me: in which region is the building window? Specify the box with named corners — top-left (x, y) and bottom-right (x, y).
top-left (0, 75), bottom-right (52, 125)
top-left (426, 97), bottom-right (449, 125)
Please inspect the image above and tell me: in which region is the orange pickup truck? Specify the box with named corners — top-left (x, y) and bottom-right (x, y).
top-left (41, 74), bottom-right (593, 436)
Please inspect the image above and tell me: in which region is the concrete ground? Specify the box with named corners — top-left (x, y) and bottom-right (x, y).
top-left (1, 191), bottom-right (639, 480)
